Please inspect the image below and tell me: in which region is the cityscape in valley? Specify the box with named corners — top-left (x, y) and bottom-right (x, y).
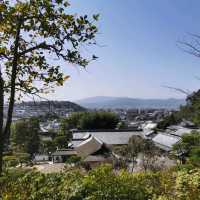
top-left (1, 0), bottom-right (200, 199)
top-left (6, 97), bottom-right (196, 169)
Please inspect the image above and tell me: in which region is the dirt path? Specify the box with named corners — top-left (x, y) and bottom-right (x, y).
top-left (33, 163), bottom-right (65, 173)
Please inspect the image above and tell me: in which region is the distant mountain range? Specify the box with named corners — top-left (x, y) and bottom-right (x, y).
top-left (76, 96), bottom-right (186, 109)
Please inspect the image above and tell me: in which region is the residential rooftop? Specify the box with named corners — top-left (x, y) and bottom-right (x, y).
top-left (72, 131), bottom-right (142, 146)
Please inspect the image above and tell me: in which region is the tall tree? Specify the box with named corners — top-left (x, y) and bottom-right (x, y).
top-left (114, 136), bottom-right (161, 172)
top-left (12, 118), bottom-right (40, 156)
top-left (116, 136), bottom-right (145, 172)
top-left (0, 0), bottom-right (98, 174)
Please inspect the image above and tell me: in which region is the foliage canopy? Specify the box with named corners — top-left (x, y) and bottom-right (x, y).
top-left (60, 111), bottom-right (119, 131)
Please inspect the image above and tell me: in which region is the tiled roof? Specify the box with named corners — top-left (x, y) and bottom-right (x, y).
top-left (152, 133), bottom-right (180, 151)
top-left (84, 155), bottom-right (111, 162)
top-left (172, 128), bottom-right (193, 137)
top-left (52, 150), bottom-right (77, 156)
top-left (75, 136), bottom-right (103, 157)
top-left (73, 131), bottom-right (142, 145)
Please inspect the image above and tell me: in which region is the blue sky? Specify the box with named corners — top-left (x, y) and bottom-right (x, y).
top-left (48, 0), bottom-right (200, 101)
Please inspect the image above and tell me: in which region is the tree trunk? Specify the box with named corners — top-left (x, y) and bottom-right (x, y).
top-left (3, 65), bottom-right (17, 143)
top-left (131, 158), bottom-right (135, 172)
top-left (0, 71), bottom-right (4, 176)
top-left (3, 18), bottom-right (22, 145)
top-left (0, 18), bottom-right (22, 175)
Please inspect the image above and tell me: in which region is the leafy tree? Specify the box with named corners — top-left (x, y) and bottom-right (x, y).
top-left (173, 131), bottom-right (200, 165)
top-left (189, 146), bottom-right (200, 166)
top-left (3, 155), bottom-right (18, 168)
top-left (79, 112), bottom-right (119, 130)
top-left (140, 139), bottom-right (162, 171)
top-left (157, 89), bottom-right (200, 130)
top-left (59, 112), bottom-right (84, 132)
top-left (165, 90), bottom-right (200, 128)
top-left (157, 112), bottom-right (181, 130)
top-left (38, 112), bottom-right (60, 122)
top-left (55, 122), bottom-right (72, 149)
top-left (115, 136), bottom-right (161, 172)
top-left (116, 121), bottom-right (128, 129)
top-left (176, 90), bottom-right (200, 126)
top-left (53, 135), bottom-right (70, 149)
top-left (60, 111), bottom-right (119, 131)
top-left (11, 118), bottom-right (40, 156)
top-left (14, 152), bottom-right (31, 167)
top-left (40, 140), bottom-right (56, 154)
top-left (3, 153), bottom-right (30, 169)
top-left (0, 0), bottom-right (98, 174)
top-left (65, 155), bottom-right (81, 166)
top-left (126, 136), bottom-right (145, 172)
top-left (114, 136), bottom-right (145, 172)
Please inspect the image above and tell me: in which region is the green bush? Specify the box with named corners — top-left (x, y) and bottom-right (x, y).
top-left (3, 156), bottom-right (18, 167)
top-left (65, 155), bottom-right (81, 165)
top-left (1, 165), bottom-right (200, 200)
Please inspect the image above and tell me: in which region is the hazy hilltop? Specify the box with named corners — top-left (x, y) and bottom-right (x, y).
top-left (6, 101), bottom-right (86, 119)
top-left (76, 96), bottom-right (185, 109)
top-left (14, 101), bottom-right (86, 112)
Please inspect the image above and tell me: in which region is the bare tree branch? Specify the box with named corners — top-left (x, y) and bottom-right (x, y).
top-left (162, 85), bottom-right (191, 95)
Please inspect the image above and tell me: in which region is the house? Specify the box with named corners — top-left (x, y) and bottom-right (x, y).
top-left (180, 120), bottom-right (197, 128)
top-left (34, 154), bottom-right (50, 162)
top-left (172, 128), bottom-right (194, 137)
top-left (142, 122), bottom-right (157, 130)
top-left (75, 136), bottom-right (103, 157)
top-left (75, 135), bottom-right (114, 167)
top-left (152, 133), bottom-right (181, 151)
top-left (52, 134), bottom-right (114, 167)
top-left (71, 131), bottom-right (142, 148)
top-left (142, 122), bottom-right (157, 138)
top-left (40, 120), bottom-right (60, 133)
top-left (151, 125), bottom-right (200, 152)
top-left (143, 130), bottom-right (155, 138)
top-left (52, 149), bottom-right (77, 163)
top-left (68, 130), bottom-right (145, 167)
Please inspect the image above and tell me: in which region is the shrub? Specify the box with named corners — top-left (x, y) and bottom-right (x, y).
top-left (3, 156), bottom-right (18, 168)
top-left (1, 165), bottom-right (200, 200)
top-left (65, 155), bottom-right (81, 165)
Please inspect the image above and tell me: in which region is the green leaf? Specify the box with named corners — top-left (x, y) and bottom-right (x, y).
top-left (93, 14), bottom-right (100, 21)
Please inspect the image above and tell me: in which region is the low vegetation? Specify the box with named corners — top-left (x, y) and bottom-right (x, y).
top-left (0, 165), bottom-right (200, 200)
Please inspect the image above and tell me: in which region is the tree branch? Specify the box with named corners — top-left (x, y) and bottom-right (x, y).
top-left (162, 85), bottom-right (190, 95)
top-left (19, 42), bottom-right (48, 56)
